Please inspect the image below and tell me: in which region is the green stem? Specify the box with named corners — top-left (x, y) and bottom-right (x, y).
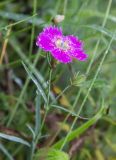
top-left (29, 0), bottom-right (37, 58)
top-left (47, 69), bottom-right (53, 107)
top-left (63, 0), bottom-right (68, 15)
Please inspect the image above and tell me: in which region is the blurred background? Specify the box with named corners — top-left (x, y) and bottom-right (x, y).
top-left (0, 0), bottom-right (116, 160)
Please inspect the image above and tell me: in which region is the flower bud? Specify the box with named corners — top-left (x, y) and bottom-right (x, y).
top-left (70, 73), bottom-right (86, 87)
top-left (52, 15), bottom-right (65, 24)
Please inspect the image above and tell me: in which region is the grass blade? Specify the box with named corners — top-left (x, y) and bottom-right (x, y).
top-left (22, 62), bottom-right (47, 103)
top-left (9, 37), bottom-right (55, 102)
top-left (53, 100), bottom-right (105, 149)
top-left (35, 92), bottom-right (41, 136)
top-left (85, 25), bottom-right (116, 40)
top-left (0, 133), bottom-right (30, 147)
top-left (0, 11), bottom-right (44, 29)
top-left (0, 143), bottom-right (14, 160)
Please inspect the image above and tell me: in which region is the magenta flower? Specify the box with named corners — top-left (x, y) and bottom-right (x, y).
top-left (36, 26), bottom-right (88, 63)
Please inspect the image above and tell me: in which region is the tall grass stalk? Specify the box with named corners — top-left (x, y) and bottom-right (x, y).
top-left (60, 32), bottom-right (115, 149)
top-left (29, 0), bottom-right (37, 58)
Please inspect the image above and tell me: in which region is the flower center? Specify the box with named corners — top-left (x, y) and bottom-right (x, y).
top-left (55, 38), bottom-right (69, 50)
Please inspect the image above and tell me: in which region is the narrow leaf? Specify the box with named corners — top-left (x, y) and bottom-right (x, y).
top-left (53, 102), bottom-right (105, 149)
top-left (22, 62), bottom-right (47, 103)
top-left (35, 92), bottom-right (41, 135)
top-left (0, 132), bottom-right (30, 147)
top-left (0, 143), bottom-right (14, 160)
top-left (85, 25), bottom-right (116, 40)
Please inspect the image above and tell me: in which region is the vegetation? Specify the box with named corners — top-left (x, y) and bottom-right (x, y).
top-left (0, 0), bottom-right (116, 159)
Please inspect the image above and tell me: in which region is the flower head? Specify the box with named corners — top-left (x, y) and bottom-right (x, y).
top-left (36, 26), bottom-right (88, 63)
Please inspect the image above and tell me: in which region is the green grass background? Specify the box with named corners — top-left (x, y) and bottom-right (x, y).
top-left (0, 0), bottom-right (116, 160)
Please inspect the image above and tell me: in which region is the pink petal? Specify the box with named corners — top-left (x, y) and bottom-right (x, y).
top-left (67, 35), bottom-right (83, 49)
top-left (36, 33), bottom-right (54, 51)
top-left (43, 26), bottom-right (62, 37)
top-left (36, 26), bottom-right (88, 63)
top-left (67, 35), bottom-right (88, 61)
top-left (70, 49), bottom-right (88, 61)
top-left (51, 49), bottom-right (72, 63)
